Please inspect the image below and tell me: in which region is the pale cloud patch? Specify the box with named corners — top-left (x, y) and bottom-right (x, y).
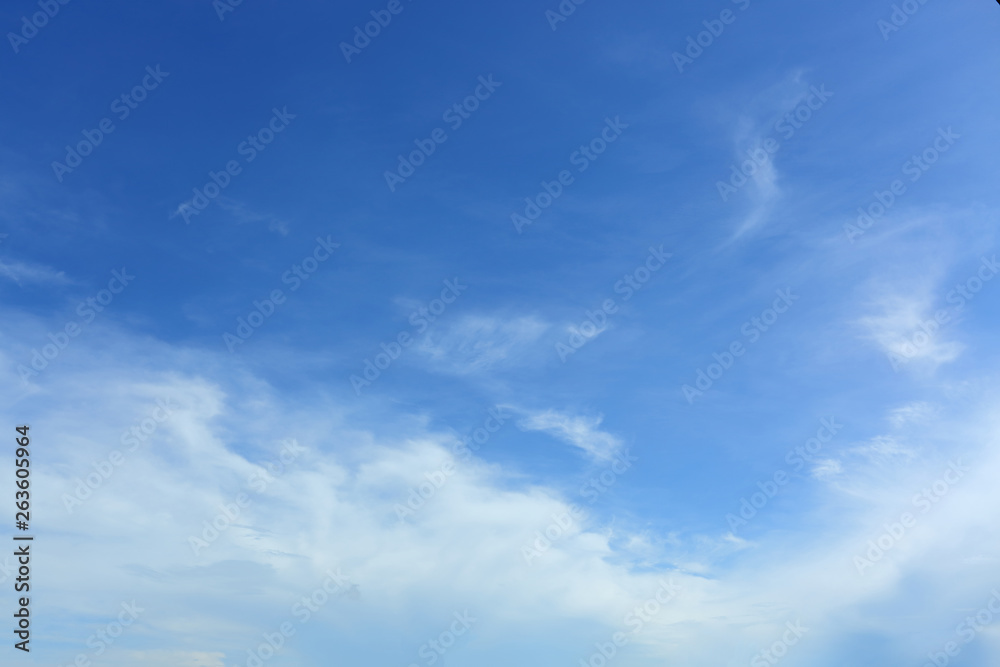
top-left (811, 458), bottom-right (843, 479)
top-left (850, 435), bottom-right (918, 464)
top-left (517, 409), bottom-right (623, 461)
top-left (859, 293), bottom-right (963, 370)
top-left (417, 314), bottom-right (549, 375)
top-left (0, 259), bottom-right (71, 287)
top-left (889, 401), bottom-right (937, 428)
top-left (723, 70), bottom-right (824, 240)
top-left (5, 311), bottom-right (1000, 666)
top-left (216, 197), bottom-right (290, 236)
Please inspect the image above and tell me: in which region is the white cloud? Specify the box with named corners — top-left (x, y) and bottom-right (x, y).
top-left (859, 293), bottom-right (964, 370)
top-left (889, 401), bottom-right (937, 427)
top-left (811, 458), bottom-right (843, 479)
top-left (517, 410), bottom-right (622, 461)
top-left (0, 259), bottom-right (71, 286)
top-left (722, 71), bottom-right (823, 240)
top-left (4, 310), bottom-right (1000, 666)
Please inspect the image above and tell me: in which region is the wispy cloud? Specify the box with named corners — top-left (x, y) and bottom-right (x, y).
top-left (417, 314), bottom-right (549, 375)
top-left (3, 309), bottom-right (1000, 665)
top-left (722, 72), bottom-right (833, 241)
top-left (215, 197), bottom-right (290, 236)
top-left (517, 409), bottom-right (623, 461)
top-left (859, 293), bottom-right (963, 370)
top-left (0, 259), bottom-right (72, 287)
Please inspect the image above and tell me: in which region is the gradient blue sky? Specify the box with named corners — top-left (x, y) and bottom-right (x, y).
top-left (2, 0), bottom-right (1000, 665)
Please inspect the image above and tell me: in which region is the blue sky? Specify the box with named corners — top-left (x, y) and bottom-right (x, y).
top-left (2, 0), bottom-right (1000, 665)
